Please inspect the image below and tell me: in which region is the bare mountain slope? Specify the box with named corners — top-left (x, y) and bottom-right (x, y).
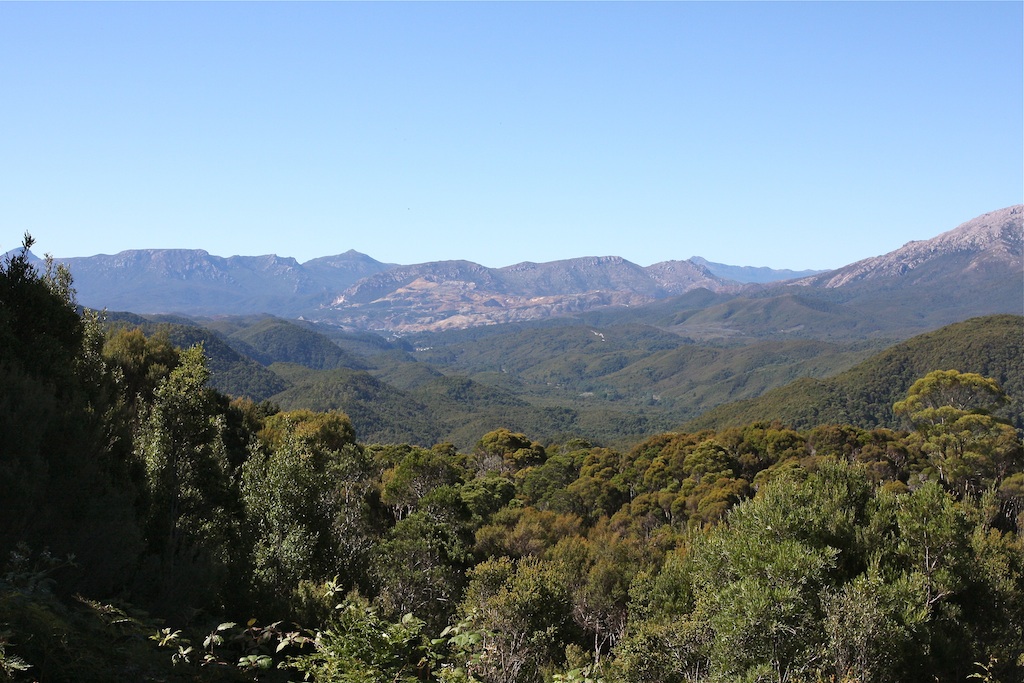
top-left (647, 206), bottom-right (1024, 340)
top-left (321, 256), bottom-right (739, 331)
top-left (795, 205), bottom-right (1022, 288)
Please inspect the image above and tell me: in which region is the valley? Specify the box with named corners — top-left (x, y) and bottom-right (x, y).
top-left (82, 206), bottom-right (1022, 449)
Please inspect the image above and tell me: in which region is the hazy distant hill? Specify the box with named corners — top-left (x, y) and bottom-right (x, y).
top-left (56, 248), bottom-right (392, 317)
top-left (690, 256), bottom-right (822, 283)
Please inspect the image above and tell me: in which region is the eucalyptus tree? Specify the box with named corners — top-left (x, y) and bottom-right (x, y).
top-left (894, 370), bottom-right (1020, 494)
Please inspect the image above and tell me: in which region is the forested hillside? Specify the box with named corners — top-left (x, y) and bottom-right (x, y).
top-left (2, 239), bottom-right (1024, 682)
top-left (96, 311), bottom-right (1020, 453)
top-left (96, 313), bottom-right (887, 449)
top-left (688, 315), bottom-right (1024, 432)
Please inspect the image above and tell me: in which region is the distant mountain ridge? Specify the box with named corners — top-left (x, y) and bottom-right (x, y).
top-left (623, 205), bottom-right (1023, 341)
top-left (17, 205), bottom-right (1022, 335)
top-left (35, 248), bottom-right (747, 327)
top-left (49, 248), bottom-right (393, 317)
top-left (325, 256), bottom-right (735, 331)
top-left (690, 257), bottom-right (823, 283)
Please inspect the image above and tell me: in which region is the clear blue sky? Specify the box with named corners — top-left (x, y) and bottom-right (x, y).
top-left (2, 2), bottom-right (1021, 270)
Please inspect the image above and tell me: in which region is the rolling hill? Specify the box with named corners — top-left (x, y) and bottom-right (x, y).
top-left (95, 311), bottom-right (1015, 450)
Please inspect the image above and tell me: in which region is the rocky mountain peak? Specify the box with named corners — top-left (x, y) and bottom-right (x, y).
top-left (897, 205), bottom-right (1022, 255)
top-left (796, 205), bottom-right (1023, 289)
top-left (645, 259), bottom-right (730, 295)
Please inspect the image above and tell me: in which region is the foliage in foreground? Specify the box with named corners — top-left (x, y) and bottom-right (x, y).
top-left (1, 238), bottom-right (1022, 682)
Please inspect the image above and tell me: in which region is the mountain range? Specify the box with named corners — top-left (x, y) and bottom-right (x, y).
top-left (59, 204), bottom-right (1020, 449)
top-left (20, 205), bottom-right (1024, 338)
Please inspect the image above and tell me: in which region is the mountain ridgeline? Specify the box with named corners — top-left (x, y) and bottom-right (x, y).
top-left (66, 205), bottom-right (1023, 449)
top-left (41, 205), bottom-right (1024, 338)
